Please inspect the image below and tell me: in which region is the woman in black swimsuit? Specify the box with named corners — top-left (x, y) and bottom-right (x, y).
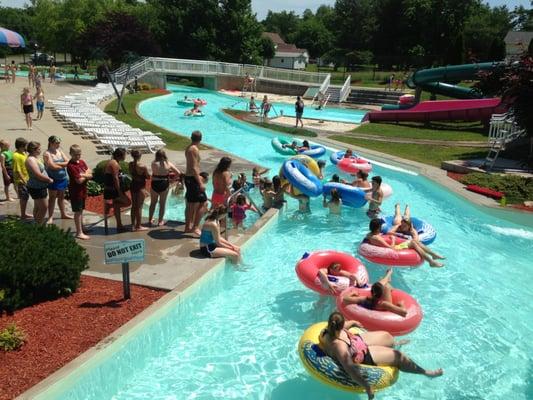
top-left (103, 148), bottom-right (131, 232)
top-left (129, 150), bottom-right (150, 231)
top-left (149, 149), bottom-right (181, 226)
top-left (320, 312), bottom-right (443, 400)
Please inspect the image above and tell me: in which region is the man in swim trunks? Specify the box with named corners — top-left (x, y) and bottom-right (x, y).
top-left (184, 131), bottom-right (205, 235)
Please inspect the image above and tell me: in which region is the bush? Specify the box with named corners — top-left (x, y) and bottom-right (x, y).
top-left (0, 220), bottom-right (89, 313)
top-left (0, 324), bottom-right (26, 351)
top-left (92, 160), bottom-right (131, 191)
top-left (87, 180), bottom-right (103, 196)
top-left (140, 83), bottom-right (152, 91)
top-left (460, 173), bottom-right (533, 204)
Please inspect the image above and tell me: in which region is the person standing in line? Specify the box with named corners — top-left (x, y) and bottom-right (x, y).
top-left (66, 144), bottom-right (93, 240)
top-left (12, 138), bottom-right (31, 219)
top-left (148, 149), bottom-right (181, 227)
top-left (25, 141), bottom-right (53, 225)
top-left (49, 63), bottom-right (56, 84)
top-left (35, 87), bottom-right (45, 120)
top-left (28, 63), bottom-right (35, 87)
top-left (10, 60), bottom-right (17, 83)
top-left (44, 136), bottom-right (72, 224)
top-left (184, 130), bottom-right (205, 235)
top-left (0, 140), bottom-right (15, 202)
top-left (211, 157), bottom-right (233, 208)
top-left (20, 87), bottom-right (34, 130)
top-left (129, 150), bottom-right (150, 231)
top-left (4, 63), bottom-right (10, 83)
top-left (103, 148), bottom-right (131, 232)
top-left (295, 96), bottom-right (304, 128)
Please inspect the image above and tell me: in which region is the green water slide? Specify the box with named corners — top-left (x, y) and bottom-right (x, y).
top-left (407, 62), bottom-right (501, 99)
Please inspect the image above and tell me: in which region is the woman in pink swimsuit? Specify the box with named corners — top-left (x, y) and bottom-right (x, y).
top-left (211, 157), bottom-right (232, 207)
top-left (320, 312), bottom-right (443, 399)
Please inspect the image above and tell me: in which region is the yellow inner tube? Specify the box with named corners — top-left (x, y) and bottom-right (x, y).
top-left (280, 155), bottom-right (321, 197)
top-left (298, 322), bottom-right (399, 393)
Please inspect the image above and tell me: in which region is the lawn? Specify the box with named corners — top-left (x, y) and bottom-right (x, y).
top-left (104, 91), bottom-right (192, 151)
top-left (330, 136), bottom-right (487, 167)
top-left (223, 109), bottom-right (317, 137)
top-left (352, 121), bottom-right (488, 142)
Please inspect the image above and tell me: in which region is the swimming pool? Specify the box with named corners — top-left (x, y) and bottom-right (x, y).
top-left (47, 85), bottom-right (532, 399)
top-left (229, 98), bottom-right (367, 124)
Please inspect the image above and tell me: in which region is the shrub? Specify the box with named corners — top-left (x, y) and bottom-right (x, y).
top-left (140, 83), bottom-right (152, 91)
top-left (0, 324), bottom-right (26, 351)
top-left (87, 180), bottom-right (103, 196)
top-left (460, 173), bottom-right (533, 204)
top-left (92, 160), bottom-right (131, 191)
top-left (0, 220), bottom-right (89, 313)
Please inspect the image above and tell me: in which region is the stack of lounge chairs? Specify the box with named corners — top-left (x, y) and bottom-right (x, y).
top-left (50, 83), bottom-right (165, 153)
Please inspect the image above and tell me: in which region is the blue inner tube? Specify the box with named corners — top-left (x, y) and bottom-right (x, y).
top-left (323, 182), bottom-right (367, 208)
top-left (282, 159), bottom-right (323, 197)
top-left (380, 216), bottom-right (437, 245)
top-left (299, 145), bottom-right (326, 159)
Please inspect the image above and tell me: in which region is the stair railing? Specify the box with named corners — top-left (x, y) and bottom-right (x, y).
top-left (339, 75), bottom-right (352, 102)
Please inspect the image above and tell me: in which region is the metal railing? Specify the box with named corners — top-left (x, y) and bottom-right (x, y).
top-left (339, 75), bottom-right (352, 102)
top-left (488, 114), bottom-right (525, 145)
top-left (111, 57), bottom-right (330, 87)
top-left (311, 73), bottom-right (331, 106)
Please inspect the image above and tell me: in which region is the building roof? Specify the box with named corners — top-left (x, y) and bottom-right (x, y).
top-left (274, 51), bottom-right (308, 58)
top-left (504, 31), bottom-right (533, 45)
top-left (262, 32), bottom-right (308, 55)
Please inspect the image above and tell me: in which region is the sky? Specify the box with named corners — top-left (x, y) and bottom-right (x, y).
top-left (0, 0), bottom-right (530, 19)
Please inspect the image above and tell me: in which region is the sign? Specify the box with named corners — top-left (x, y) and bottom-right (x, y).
top-left (104, 239), bottom-right (145, 265)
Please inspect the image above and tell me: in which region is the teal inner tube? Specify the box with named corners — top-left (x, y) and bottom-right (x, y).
top-left (271, 137), bottom-right (298, 156)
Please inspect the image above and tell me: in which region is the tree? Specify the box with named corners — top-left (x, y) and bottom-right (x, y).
top-left (260, 36), bottom-right (275, 63)
top-left (76, 11), bottom-right (160, 68)
top-left (292, 16), bottom-right (334, 59)
top-left (333, 0), bottom-right (376, 53)
top-left (261, 10), bottom-right (299, 42)
top-left (512, 3), bottom-right (533, 31)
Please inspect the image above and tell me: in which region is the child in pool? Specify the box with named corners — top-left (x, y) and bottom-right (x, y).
top-left (317, 262), bottom-right (364, 295)
top-left (365, 176), bottom-right (383, 218)
top-left (323, 188), bottom-right (342, 214)
top-left (252, 166), bottom-right (268, 189)
top-left (261, 179), bottom-right (274, 209)
top-left (231, 194), bottom-right (257, 229)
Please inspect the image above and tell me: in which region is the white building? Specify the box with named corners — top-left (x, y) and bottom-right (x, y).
top-left (263, 32), bottom-right (309, 70)
top-left (504, 31), bottom-right (533, 60)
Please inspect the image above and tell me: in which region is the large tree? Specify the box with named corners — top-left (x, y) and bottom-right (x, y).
top-left (262, 10), bottom-right (299, 42)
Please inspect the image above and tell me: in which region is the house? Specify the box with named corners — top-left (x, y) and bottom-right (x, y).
top-left (262, 32), bottom-right (309, 70)
top-left (504, 31), bottom-right (533, 60)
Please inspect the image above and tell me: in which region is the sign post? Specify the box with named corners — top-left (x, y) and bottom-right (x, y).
top-left (104, 239), bottom-right (145, 299)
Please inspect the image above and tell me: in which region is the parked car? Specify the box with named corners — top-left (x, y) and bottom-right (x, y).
top-left (31, 53), bottom-right (55, 66)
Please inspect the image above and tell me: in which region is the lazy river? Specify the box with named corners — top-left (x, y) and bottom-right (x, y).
top-left (51, 85), bottom-right (532, 400)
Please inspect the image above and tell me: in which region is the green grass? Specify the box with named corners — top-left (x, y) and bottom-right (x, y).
top-left (223, 109), bottom-right (317, 137)
top-left (330, 136), bottom-right (486, 167)
top-left (104, 91), bottom-right (192, 151)
top-left (352, 121), bottom-right (487, 141)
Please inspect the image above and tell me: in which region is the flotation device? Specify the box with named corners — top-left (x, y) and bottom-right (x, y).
top-left (271, 137), bottom-right (298, 156)
top-left (466, 184), bottom-right (504, 200)
top-left (338, 157), bottom-right (372, 174)
top-left (381, 183), bottom-right (393, 199)
top-left (330, 150), bottom-right (349, 165)
top-left (295, 251), bottom-right (369, 296)
top-left (336, 287), bottom-right (423, 336)
top-left (194, 99), bottom-right (207, 106)
top-left (358, 236), bottom-right (423, 267)
top-left (299, 144), bottom-right (326, 159)
top-left (298, 322), bottom-right (399, 393)
top-left (399, 94), bottom-right (415, 105)
top-left (282, 159), bottom-right (323, 197)
top-left (323, 182), bottom-right (367, 208)
top-left (280, 155), bottom-right (320, 197)
top-left (380, 216), bottom-right (436, 245)
top-left (176, 100), bottom-right (194, 106)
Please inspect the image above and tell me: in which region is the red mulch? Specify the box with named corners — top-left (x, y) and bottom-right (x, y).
top-left (85, 194), bottom-right (109, 215)
top-left (510, 204), bottom-right (533, 212)
top-left (146, 88), bottom-right (170, 95)
top-left (0, 276), bottom-right (167, 400)
top-left (447, 171), bottom-right (467, 182)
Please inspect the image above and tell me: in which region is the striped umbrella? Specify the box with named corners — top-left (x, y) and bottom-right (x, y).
top-left (0, 27), bottom-right (26, 48)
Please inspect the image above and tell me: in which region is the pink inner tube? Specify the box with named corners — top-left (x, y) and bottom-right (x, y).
top-left (337, 157), bottom-right (372, 174)
top-left (295, 250), bottom-right (369, 296)
top-left (194, 99), bottom-right (207, 106)
top-left (336, 287), bottom-right (423, 336)
top-left (357, 235), bottom-right (423, 267)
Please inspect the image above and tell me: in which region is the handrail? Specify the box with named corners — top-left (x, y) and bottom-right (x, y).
top-left (339, 75), bottom-right (351, 102)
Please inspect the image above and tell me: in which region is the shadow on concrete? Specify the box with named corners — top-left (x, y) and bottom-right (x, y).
top-left (148, 228), bottom-right (190, 241)
top-left (189, 249), bottom-right (207, 259)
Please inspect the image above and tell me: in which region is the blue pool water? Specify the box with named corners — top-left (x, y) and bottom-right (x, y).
top-left (54, 86), bottom-right (532, 400)
top-left (229, 98), bottom-right (366, 123)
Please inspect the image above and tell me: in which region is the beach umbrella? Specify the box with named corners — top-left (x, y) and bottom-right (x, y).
top-left (0, 27), bottom-right (26, 48)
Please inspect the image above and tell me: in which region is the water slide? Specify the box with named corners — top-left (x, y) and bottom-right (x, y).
top-left (363, 62), bottom-right (505, 123)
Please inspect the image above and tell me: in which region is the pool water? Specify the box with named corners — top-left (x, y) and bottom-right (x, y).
top-left (55, 85), bottom-right (532, 400)
top-left (230, 98), bottom-right (366, 124)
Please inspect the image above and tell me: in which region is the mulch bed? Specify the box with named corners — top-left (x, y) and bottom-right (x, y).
top-left (0, 276), bottom-right (167, 400)
top-left (446, 171), bottom-right (467, 181)
top-left (146, 88), bottom-right (170, 95)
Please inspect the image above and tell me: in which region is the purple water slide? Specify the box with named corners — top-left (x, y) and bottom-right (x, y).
top-left (362, 98), bottom-right (505, 123)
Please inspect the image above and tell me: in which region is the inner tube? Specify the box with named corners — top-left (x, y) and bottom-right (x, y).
top-left (194, 99), bottom-right (207, 106)
top-left (282, 159), bottom-right (323, 197)
top-left (330, 150), bottom-right (360, 165)
top-left (323, 182), bottom-right (367, 208)
top-left (295, 250), bottom-right (369, 296)
top-left (357, 235), bottom-right (423, 267)
top-left (380, 216), bottom-right (436, 245)
top-left (176, 100), bottom-right (194, 106)
top-left (338, 157), bottom-right (372, 174)
top-left (336, 287), bottom-right (423, 336)
top-left (298, 322), bottom-right (399, 393)
top-left (271, 137), bottom-right (298, 156)
top-left (298, 144), bottom-right (326, 159)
